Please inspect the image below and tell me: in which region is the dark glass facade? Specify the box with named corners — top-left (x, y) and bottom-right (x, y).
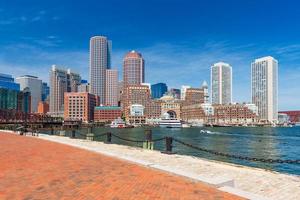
top-left (151, 83), bottom-right (168, 99)
top-left (42, 82), bottom-right (50, 101)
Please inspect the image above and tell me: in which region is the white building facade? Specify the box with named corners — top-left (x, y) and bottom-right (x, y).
top-left (251, 56), bottom-right (278, 123)
top-left (211, 62), bottom-right (232, 105)
top-left (16, 75), bottom-right (42, 113)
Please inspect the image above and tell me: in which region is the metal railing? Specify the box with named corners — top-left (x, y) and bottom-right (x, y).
top-left (17, 128), bottom-right (300, 165)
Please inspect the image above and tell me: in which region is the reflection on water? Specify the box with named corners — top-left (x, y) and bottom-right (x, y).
top-left (51, 126), bottom-right (300, 175)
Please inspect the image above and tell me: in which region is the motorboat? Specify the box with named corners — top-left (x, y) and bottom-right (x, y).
top-left (200, 130), bottom-right (212, 134)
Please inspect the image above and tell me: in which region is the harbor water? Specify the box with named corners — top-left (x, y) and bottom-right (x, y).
top-left (52, 126), bottom-right (300, 176)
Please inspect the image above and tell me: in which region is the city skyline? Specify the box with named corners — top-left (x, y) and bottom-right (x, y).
top-left (0, 0), bottom-right (300, 110)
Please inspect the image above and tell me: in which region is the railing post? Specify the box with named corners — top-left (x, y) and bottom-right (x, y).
top-left (106, 132), bottom-right (112, 143)
top-left (162, 137), bottom-right (174, 154)
top-left (86, 127), bottom-right (94, 141)
top-left (51, 126), bottom-right (54, 135)
top-left (143, 129), bottom-right (153, 150)
top-left (145, 129), bottom-right (152, 141)
top-left (59, 126), bottom-right (65, 136)
top-left (71, 130), bottom-right (76, 138)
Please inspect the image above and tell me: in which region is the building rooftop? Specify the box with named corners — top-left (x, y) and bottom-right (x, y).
top-left (254, 56), bottom-right (277, 63)
top-left (95, 106), bottom-right (121, 110)
top-left (125, 50), bottom-right (142, 59)
top-left (212, 62), bottom-right (231, 67)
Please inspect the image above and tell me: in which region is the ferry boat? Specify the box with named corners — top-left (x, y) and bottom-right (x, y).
top-left (110, 118), bottom-right (126, 128)
top-left (159, 118), bottom-right (182, 128)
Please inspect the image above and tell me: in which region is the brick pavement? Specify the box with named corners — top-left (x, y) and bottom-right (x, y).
top-left (0, 132), bottom-right (244, 200)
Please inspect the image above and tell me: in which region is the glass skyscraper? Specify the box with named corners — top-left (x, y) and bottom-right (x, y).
top-left (0, 73), bottom-right (20, 91)
top-left (0, 73), bottom-right (30, 112)
top-left (151, 83), bottom-right (168, 99)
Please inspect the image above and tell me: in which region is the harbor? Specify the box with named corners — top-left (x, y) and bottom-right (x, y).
top-left (44, 126), bottom-right (300, 176)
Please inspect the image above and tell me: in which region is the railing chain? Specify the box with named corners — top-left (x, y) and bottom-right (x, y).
top-left (173, 138), bottom-right (300, 164)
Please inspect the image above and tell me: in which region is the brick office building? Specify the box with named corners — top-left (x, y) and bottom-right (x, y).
top-left (94, 106), bottom-right (122, 122)
top-left (212, 103), bottom-right (258, 125)
top-left (64, 92), bottom-right (98, 122)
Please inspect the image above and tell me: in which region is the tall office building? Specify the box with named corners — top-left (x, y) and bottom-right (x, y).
top-left (67, 69), bottom-right (81, 92)
top-left (0, 73), bottom-right (20, 91)
top-left (251, 56), bottom-right (278, 122)
top-left (42, 82), bottom-right (50, 102)
top-left (211, 62), bottom-right (232, 104)
top-left (105, 69), bottom-right (118, 106)
top-left (151, 83), bottom-right (168, 99)
top-left (123, 50), bottom-right (145, 87)
top-left (0, 74), bottom-right (30, 112)
top-left (49, 65), bottom-right (81, 116)
top-left (89, 36), bottom-right (112, 104)
top-left (16, 75), bottom-right (42, 112)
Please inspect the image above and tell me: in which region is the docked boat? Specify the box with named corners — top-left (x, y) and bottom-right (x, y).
top-left (182, 123), bottom-right (191, 128)
top-left (159, 118), bottom-right (182, 128)
top-left (110, 118), bottom-right (126, 128)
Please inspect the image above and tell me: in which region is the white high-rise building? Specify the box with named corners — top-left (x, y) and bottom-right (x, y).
top-left (16, 75), bottom-right (42, 113)
top-left (181, 85), bottom-right (191, 100)
top-left (211, 62), bottom-right (232, 104)
top-left (251, 56), bottom-right (278, 123)
top-left (89, 36), bottom-right (112, 104)
top-left (105, 69), bottom-right (118, 106)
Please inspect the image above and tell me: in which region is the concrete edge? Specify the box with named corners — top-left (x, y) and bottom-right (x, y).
top-left (220, 186), bottom-right (272, 200)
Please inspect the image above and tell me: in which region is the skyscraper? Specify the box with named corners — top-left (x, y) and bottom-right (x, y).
top-left (105, 69), bottom-right (118, 106)
top-left (89, 36), bottom-right (112, 104)
top-left (251, 56), bottom-right (278, 123)
top-left (151, 83), bottom-right (168, 99)
top-left (123, 50), bottom-right (145, 87)
top-left (16, 75), bottom-right (42, 112)
top-left (0, 74), bottom-right (30, 112)
top-left (42, 82), bottom-right (50, 102)
top-left (211, 62), bottom-right (232, 104)
top-left (49, 65), bottom-right (81, 116)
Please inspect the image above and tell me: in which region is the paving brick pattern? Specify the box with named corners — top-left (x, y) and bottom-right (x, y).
top-left (0, 133), bottom-right (244, 200)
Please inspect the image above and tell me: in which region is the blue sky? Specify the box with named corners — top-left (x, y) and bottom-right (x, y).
top-left (0, 0), bottom-right (300, 110)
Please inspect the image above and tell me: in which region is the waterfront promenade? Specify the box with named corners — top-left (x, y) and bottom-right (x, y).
top-left (0, 132), bottom-right (243, 200)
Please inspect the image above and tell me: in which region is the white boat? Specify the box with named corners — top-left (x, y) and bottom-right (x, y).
top-left (295, 122), bottom-right (300, 127)
top-left (110, 118), bottom-right (126, 128)
top-left (182, 123), bottom-right (191, 128)
top-left (200, 130), bottom-right (212, 134)
top-left (159, 118), bottom-right (182, 128)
